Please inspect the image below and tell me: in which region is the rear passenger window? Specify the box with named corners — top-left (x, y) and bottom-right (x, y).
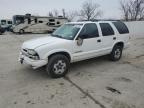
top-left (49, 19), bottom-right (55, 22)
top-left (39, 21), bottom-right (43, 23)
top-left (79, 23), bottom-right (99, 39)
top-left (100, 23), bottom-right (114, 36)
top-left (113, 21), bottom-right (129, 34)
top-left (49, 23), bottom-right (55, 26)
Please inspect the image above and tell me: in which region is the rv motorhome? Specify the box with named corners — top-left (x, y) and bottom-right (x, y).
top-left (12, 14), bottom-right (68, 34)
top-left (0, 19), bottom-right (13, 31)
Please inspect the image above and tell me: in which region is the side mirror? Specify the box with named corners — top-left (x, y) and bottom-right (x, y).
top-left (76, 37), bottom-right (83, 46)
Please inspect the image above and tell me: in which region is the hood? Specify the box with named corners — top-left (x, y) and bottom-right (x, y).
top-left (22, 36), bottom-right (66, 49)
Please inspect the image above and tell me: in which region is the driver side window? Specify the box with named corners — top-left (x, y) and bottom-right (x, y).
top-left (78, 23), bottom-right (99, 39)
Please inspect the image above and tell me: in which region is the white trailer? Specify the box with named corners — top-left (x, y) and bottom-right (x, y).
top-left (12, 14), bottom-right (68, 34)
top-left (0, 19), bottom-right (13, 31)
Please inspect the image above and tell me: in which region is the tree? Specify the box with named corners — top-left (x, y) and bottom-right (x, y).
top-left (62, 9), bottom-right (66, 18)
top-left (120, 0), bottom-right (144, 21)
top-left (48, 12), bottom-right (53, 17)
top-left (79, 0), bottom-right (102, 21)
top-left (48, 9), bottom-right (59, 17)
top-left (120, 0), bottom-right (129, 21)
top-left (61, 9), bottom-right (78, 21)
top-left (66, 10), bottom-right (78, 21)
top-left (53, 9), bottom-right (59, 17)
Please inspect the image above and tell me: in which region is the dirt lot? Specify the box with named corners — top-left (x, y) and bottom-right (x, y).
top-left (0, 33), bottom-right (144, 108)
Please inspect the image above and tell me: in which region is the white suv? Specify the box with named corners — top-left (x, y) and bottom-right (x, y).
top-left (19, 21), bottom-right (130, 78)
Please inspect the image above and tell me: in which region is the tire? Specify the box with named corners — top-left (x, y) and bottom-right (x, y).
top-left (0, 31), bottom-right (4, 35)
top-left (46, 54), bottom-right (70, 78)
top-left (19, 29), bottom-right (24, 34)
top-left (0, 29), bottom-right (5, 34)
top-left (110, 45), bottom-right (123, 61)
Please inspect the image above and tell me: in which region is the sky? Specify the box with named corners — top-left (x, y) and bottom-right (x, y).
top-left (0, 0), bottom-right (122, 19)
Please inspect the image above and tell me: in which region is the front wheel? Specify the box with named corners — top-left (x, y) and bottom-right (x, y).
top-left (110, 45), bottom-right (123, 61)
top-left (46, 54), bottom-right (70, 78)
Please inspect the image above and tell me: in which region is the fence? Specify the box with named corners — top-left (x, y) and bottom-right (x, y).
top-left (125, 21), bottom-right (144, 39)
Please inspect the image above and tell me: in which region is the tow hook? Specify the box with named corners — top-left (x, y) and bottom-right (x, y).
top-left (20, 58), bottom-right (24, 64)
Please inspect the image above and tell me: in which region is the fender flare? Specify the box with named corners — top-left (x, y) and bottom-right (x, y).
top-left (43, 49), bottom-right (73, 61)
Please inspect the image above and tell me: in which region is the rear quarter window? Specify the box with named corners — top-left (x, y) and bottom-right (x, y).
top-left (100, 23), bottom-right (114, 36)
top-left (113, 21), bottom-right (129, 34)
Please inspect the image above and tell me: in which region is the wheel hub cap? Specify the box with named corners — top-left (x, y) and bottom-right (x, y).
top-left (114, 49), bottom-right (121, 59)
top-left (53, 60), bottom-right (66, 74)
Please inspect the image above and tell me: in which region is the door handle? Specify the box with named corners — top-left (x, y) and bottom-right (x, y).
top-left (113, 37), bottom-right (116, 40)
top-left (97, 39), bottom-right (101, 43)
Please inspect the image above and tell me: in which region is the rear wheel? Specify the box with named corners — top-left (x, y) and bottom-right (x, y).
top-left (19, 29), bottom-right (24, 34)
top-left (46, 54), bottom-right (70, 78)
top-left (110, 45), bottom-right (123, 61)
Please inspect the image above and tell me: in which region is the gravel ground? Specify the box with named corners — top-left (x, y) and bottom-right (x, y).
top-left (0, 33), bottom-right (144, 108)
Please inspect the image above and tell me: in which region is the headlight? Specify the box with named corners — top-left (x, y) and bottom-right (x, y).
top-left (22, 49), bottom-right (40, 60)
top-left (27, 49), bottom-right (37, 55)
top-left (27, 49), bottom-right (40, 60)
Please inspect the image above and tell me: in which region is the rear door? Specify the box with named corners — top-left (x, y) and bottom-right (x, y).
top-left (99, 23), bottom-right (116, 53)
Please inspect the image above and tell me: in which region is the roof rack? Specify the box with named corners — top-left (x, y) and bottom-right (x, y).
top-left (78, 19), bottom-right (121, 22)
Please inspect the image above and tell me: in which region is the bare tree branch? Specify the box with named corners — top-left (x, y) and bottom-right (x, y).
top-left (79, 0), bottom-right (102, 21)
top-left (53, 9), bottom-right (59, 17)
top-left (66, 10), bottom-right (78, 21)
top-left (120, 0), bottom-right (129, 21)
top-left (62, 9), bottom-right (66, 18)
top-left (120, 0), bottom-right (144, 21)
top-left (48, 12), bottom-right (53, 17)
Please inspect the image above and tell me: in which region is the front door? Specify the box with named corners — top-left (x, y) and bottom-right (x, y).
top-left (73, 23), bottom-right (103, 61)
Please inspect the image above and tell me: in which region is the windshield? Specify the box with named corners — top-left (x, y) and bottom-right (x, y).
top-left (52, 24), bottom-right (83, 40)
top-left (1, 20), bottom-right (6, 25)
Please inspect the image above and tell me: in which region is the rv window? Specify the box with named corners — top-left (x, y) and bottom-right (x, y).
top-left (39, 21), bottom-right (43, 23)
top-left (28, 18), bottom-right (31, 24)
top-left (8, 21), bottom-right (12, 24)
top-left (35, 18), bottom-right (38, 23)
top-left (49, 23), bottom-right (55, 26)
top-left (1, 20), bottom-right (6, 25)
top-left (49, 19), bottom-right (55, 22)
top-left (15, 16), bottom-right (25, 24)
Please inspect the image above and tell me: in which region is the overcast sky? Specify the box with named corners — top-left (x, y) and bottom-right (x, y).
top-left (0, 0), bottom-right (122, 19)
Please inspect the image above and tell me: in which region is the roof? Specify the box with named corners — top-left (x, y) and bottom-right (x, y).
top-left (13, 15), bottom-right (68, 19)
top-left (0, 19), bottom-right (12, 21)
top-left (67, 20), bottom-right (120, 25)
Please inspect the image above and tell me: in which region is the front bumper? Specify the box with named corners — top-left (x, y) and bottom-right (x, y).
top-left (19, 54), bottom-right (47, 69)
